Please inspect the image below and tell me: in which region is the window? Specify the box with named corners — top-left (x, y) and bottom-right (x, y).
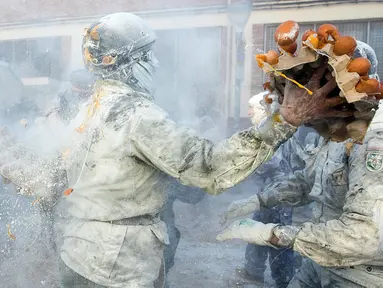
top-left (0, 37), bottom-right (63, 79)
top-left (369, 21), bottom-right (383, 79)
top-left (332, 22), bottom-right (368, 43)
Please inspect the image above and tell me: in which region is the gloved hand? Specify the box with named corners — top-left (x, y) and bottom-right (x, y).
top-left (248, 91), bottom-right (269, 126)
top-left (220, 194), bottom-right (261, 225)
top-left (216, 219), bottom-right (279, 248)
top-left (249, 91), bottom-right (281, 126)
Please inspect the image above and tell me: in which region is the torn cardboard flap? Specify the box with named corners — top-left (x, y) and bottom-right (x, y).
top-left (305, 42), bottom-right (369, 103)
top-left (273, 46), bottom-right (318, 71)
top-left (255, 20), bottom-right (382, 143)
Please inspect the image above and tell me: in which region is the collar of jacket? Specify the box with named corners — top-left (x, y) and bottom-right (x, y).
top-left (96, 79), bottom-right (154, 101)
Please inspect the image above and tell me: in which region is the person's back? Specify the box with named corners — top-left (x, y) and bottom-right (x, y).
top-left (59, 73), bottom-right (276, 286)
top-left (59, 12), bottom-right (299, 284)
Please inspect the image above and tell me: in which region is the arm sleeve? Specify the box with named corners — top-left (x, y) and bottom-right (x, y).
top-left (128, 102), bottom-right (296, 196)
top-left (257, 131), bottom-right (315, 208)
top-left (275, 133), bottom-right (383, 267)
top-left (258, 170), bottom-right (312, 208)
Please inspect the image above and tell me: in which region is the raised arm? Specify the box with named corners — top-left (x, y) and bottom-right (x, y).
top-left (220, 129), bottom-right (319, 223)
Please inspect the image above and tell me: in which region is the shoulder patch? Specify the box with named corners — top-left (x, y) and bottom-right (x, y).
top-left (366, 151), bottom-right (383, 172)
top-left (366, 136), bottom-right (383, 172)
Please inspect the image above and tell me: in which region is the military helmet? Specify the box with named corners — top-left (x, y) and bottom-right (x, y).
top-left (82, 12), bottom-right (157, 76)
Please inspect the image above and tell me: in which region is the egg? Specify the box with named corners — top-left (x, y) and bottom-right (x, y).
top-left (274, 20), bottom-right (299, 46)
top-left (347, 58), bottom-right (371, 76)
top-left (280, 42), bottom-right (298, 54)
top-left (302, 29), bottom-right (316, 41)
top-left (265, 50), bottom-right (279, 65)
top-left (333, 36), bottom-right (357, 56)
top-left (317, 24), bottom-right (340, 41)
top-left (355, 78), bottom-right (380, 94)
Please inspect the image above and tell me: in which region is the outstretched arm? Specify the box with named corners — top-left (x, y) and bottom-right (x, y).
top-left (220, 130), bottom-right (318, 223)
top-left (128, 101), bottom-right (296, 195)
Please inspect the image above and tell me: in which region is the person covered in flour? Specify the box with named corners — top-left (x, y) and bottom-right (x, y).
top-left (0, 12), bottom-right (353, 288)
top-left (218, 41), bottom-right (383, 288)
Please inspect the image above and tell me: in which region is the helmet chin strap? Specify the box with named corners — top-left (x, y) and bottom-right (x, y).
top-left (131, 58), bottom-right (157, 93)
top-left (95, 48), bottom-right (158, 94)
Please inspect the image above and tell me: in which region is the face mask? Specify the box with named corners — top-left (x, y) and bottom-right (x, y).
top-left (132, 61), bottom-right (155, 93)
top-left (131, 51), bottom-right (159, 93)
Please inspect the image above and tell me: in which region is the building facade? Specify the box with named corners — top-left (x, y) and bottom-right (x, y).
top-left (0, 0), bottom-right (382, 129)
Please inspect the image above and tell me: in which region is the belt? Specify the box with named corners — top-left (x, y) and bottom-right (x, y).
top-left (106, 214), bottom-right (160, 226)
